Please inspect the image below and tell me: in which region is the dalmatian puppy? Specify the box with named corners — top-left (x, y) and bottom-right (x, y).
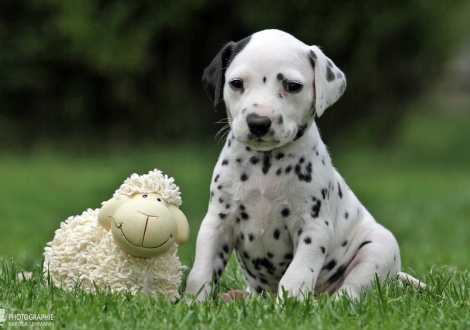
top-left (185, 29), bottom-right (423, 302)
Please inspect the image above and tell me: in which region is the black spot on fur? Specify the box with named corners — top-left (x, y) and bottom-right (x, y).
top-left (326, 65), bottom-right (335, 82)
top-left (323, 259), bottom-right (337, 271)
top-left (341, 240), bottom-right (348, 247)
top-left (260, 277), bottom-right (268, 284)
top-left (295, 160), bottom-right (313, 182)
top-left (240, 172), bottom-right (249, 181)
top-left (293, 124), bottom-right (308, 141)
top-left (263, 76), bottom-right (266, 83)
top-left (240, 211), bottom-right (249, 220)
top-left (277, 116), bottom-right (284, 125)
top-left (320, 246), bottom-right (326, 254)
top-left (252, 257), bottom-right (276, 274)
top-left (285, 165), bottom-right (292, 173)
top-left (284, 253), bottom-right (293, 260)
top-left (321, 188), bottom-right (327, 200)
top-left (277, 73), bottom-right (284, 81)
top-left (248, 234), bottom-right (254, 242)
top-left (222, 159), bottom-right (229, 166)
top-left (225, 203), bottom-right (231, 209)
top-left (298, 228), bottom-right (303, 237)
top-left (276, 152), bottom-right (285, 160)
top-left (250, 156), bottom-right (260, 164)
top-left (262, 152), bottom-right (272, 174)
top-left (281, 208), bottom-right (290, 217)
top-left (243, 251), bottom-right (250, 259)
top-left (217, 185), bottom-right (223, 190)
top-left (246, 146), bottom-right (252, 152)
top-left (310, 50), bottom-right (317, 59)
top-left (214, 175), bottom-right (220, 183)
top-left (239, 204), bottom-right (245, 211)
top-left (219, 197), bottom-right (224, 203)
top-left (273, 229), bottom-right (281, 240)
top-left (219, 213), bottom-right (226, 219)
top-left (327, 264), bottom-right (347, 283)
top-left (239, 232), bottom-right (245, 240)
top-left (278, 93), bottom-right (283, 99)
top-left (340, 80), bottom-right (346, 94)
top-left (357, 240), bottom-right (372, 251)
top-left (338, 182), bottom-right (343, 198)
top-left (311, 198), bottom-right (322, 218)
top-left (344, 212), bottom-right (349, 219)
top-left (236, 158), bottom-right (243, 163)
top-left (304, 236), bottom-right (312, 244)
top-left (267, 252), bottom-right (274, 259)
top-left (210, 191), bottom-right (214, 202)
top-left (246, 268), bottom-right (256, 279)
top-left (276, 168), bottom-right (283, 175)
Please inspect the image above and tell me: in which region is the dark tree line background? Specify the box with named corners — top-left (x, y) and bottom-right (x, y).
top-left (0, 0), bottom-right (465, 150)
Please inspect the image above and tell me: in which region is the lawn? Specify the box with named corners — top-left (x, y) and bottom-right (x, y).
top-left (1, 104), bottom-right (469, 329)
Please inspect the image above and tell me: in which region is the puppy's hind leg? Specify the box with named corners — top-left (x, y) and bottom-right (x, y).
top-left (335, 224), bottom-right (401, 300)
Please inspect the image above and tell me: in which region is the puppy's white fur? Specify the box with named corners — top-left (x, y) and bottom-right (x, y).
top-left (186, 29), bottom-right (423, 302)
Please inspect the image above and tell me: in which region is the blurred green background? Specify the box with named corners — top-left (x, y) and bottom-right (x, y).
top-left (0, 0), bottom-right (469, 274)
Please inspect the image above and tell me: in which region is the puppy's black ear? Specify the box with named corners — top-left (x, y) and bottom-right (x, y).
top-left (202, 41), bottom-right (236, 109)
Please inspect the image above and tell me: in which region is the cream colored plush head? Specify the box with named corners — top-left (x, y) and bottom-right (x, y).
top-left (97, 170), bottom-right (189, 257)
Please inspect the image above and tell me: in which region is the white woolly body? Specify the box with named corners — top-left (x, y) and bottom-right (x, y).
top-left (44, 169), bottom-right (185, 301)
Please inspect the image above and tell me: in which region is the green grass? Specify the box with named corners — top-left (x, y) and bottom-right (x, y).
top-left (1, 105), bottom-right (470, 329)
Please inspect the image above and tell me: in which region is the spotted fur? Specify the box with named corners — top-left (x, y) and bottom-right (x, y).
top-left (186, 29), bottom-right (421, 303)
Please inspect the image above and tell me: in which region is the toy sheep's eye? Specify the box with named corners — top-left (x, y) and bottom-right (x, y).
top-left (157, 197), bottom-right (162, 202)
top-left (229, 79), bottom-right (244, 91)
top-left (142, 193), bottom-right (148, 198)
top-left (285, 81), bottom-right (303, 93)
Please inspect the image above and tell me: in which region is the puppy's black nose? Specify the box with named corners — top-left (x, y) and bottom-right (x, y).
top-left (246, 113), bottom-right (271, 137)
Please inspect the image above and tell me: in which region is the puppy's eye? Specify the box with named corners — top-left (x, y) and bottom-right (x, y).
top-left (157, 197), bottom-right (162, 202)
top-left (285, 82), bottom-right (303, 93)
top-left (142, 193), bottom-right (148, 198)
top-left (229, 79), bottom-right (244, 91)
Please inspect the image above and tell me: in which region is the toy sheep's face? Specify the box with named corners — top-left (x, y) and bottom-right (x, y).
top-left (97, 193), bottom-right (190, 258)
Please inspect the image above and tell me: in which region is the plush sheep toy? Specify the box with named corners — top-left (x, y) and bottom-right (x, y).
top-left (43, 169), bottom-right (190, 301)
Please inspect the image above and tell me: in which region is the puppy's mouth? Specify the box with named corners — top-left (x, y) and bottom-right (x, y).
top-left (243, 138), bottom-right (282, 151)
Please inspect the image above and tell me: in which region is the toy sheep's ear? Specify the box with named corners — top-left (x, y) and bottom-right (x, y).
top-left (98, 195), bottom-right (132, 230)
top-left (168, 204), bottom-right (190, 245)
top-left (308, 46), bottom-right (347, 117)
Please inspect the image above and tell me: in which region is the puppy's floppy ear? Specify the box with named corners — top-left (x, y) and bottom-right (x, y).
top-left (309, 46), bottom-right (347, 117)
top-left (202, 35), bottom-right (252, 110)
top-left (202, 41), bottom-right (236, 109)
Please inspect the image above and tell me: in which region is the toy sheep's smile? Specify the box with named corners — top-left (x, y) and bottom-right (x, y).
top-left (113, 213), bottom-right (174, 249)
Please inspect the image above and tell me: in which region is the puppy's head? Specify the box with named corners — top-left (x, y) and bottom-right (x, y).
top-left (203, 29), bottom-right (346, 151)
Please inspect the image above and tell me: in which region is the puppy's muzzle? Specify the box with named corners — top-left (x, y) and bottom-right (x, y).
top-left (247, 113), bottom-right (272, 137)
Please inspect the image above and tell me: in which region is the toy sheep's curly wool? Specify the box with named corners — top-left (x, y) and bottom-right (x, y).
top-left (43, 169), bottom-right (186, 301)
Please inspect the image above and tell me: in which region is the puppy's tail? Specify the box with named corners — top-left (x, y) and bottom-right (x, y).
top-left (397, 272), bottom-right (426, 290)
